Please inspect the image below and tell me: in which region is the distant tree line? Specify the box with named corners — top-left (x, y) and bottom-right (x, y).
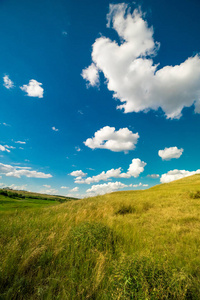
top-left (0, 189), bottom-right (79, 202)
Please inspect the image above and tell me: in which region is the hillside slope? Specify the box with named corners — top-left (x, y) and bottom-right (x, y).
top-left (1, 175), bottom-right (200, 299)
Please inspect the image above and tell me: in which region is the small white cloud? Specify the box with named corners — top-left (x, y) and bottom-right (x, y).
top-left (0, 145), bottom-right (10, 153)
top-left (75, 146), bottom-right (81, 152)
top-left (86, 181), bottom-right (128, 196)
top-left (2, 122), bottom-right (11, 127)
top-left (69, 170), bottom-right (87, 177)
top-left (81, 63), bottom-right (100, 87)
top-left (43, 184), bottom-right (51, 188)
top-left (8, 184), bottom-right (27, 190)
top-left (3, 75), bottom-right (14, 89)
top-left (147, 174), bottom-right (159, 178)
top-left (158, 147), bottom-right (183, 161)
top-left (61, 186), bottom-right (69, 189)
top-left (71, 187), bottom-right (79, 192)
top-left (0, 163), bottom-right (52, 178)
top-left (52, 126), bottom-right (59, 132)
top-left (160, 169), bottom-right (200, 183)
top-left (84, 126), bottom-right (139, 153)
top-left (15, 141), bottom-right (26, 144)
top-left (78, 110), bottom-right (84, 115)
top-left (75, 158), bottom-right (146, 184)
top-left (5, 145), bottom-right (15, 149)
top-left (20, 79), bottom-right (44, 98)
top-left (40, 188), bottom-right (58, 195)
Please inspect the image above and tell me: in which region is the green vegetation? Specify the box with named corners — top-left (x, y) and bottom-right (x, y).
top-left (1, 175), bottom-right (200, 299)
top-left (0, 189), bottom-right (78, 212)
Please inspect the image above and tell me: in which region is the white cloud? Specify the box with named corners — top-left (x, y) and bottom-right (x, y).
top-left (0, 183), bottom-right (27, 190)
top-left (43, 184), bottom-right (51, 188)
top-left (82, 4), bottom-right (200, 119)
top-left (158, 147), bottom-right (183, 160)
top-left (61, 186), bottom-right (69, 189)
top-left (71, 187), bottom-right (79, 192)
top-left (52, 126), bottom-right (59, 132)
top-left (84, 126), bottom-right (139, 153)
top-left (74, 158), bottom-right (146, 184)
top-left (126, 158), bottom-right (146, 178)
top-left (86, 181), bottom-right (128, 195)
top-left (0, 145), bottom-right (10, 153)
top-left (1, 122), bottom-right (11, 127)
top-left (147, 174), bottom-right (159, 178)
top-left (0, 163), bottom-right (52, 178)
top-left (5, 145), bottom-right (16, 149)
top-left (69, 170), bottom-right (87, 177)
top-left (75, 146), bottom-right (81, 152)
top-left (40, 188), bottom-right (58, 195)
top-left (15, 141), bottom-right (26, 144)
top-left (81, 63), bottom-right (100, 87)
top-left (160, 169), bottom-right (200, 183)
top-left (130, 182), bottom-right (148, 188)
top-left (3, 75), bottom-right (14, 89)
top-left (20, 79), bottom-right (44, 98)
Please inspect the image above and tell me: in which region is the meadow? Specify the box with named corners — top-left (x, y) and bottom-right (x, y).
top-left (1, 175), bottom-right (200, 299)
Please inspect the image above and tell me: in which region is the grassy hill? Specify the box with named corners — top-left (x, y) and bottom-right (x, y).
top-left (1, 175), bottom-right (200, 299)
top-left (0, 189), bottom-right (79, 212)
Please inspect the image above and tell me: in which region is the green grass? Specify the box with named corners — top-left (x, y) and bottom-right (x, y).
top-left (1, 175), bottom-right (200, 299)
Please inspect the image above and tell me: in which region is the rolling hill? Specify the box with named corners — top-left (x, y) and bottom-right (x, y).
top-left (1, 175), bottom-right (200, 299)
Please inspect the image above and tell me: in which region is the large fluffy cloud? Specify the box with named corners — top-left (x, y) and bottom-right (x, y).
top-left (158, 147), bottom-right (184, 160)
top-left (73, 158), bottom-right (146, 184)
top-left (20, 79), bottom-right (44, 98)
top-left (160, 169), bottom-right (200, 183)
top-left (0, 163), bottom-right (52, 178)
top-left (86, 181), bottom-right (128, 195)
top-left (82, 3), bottom-right (200, 119)
top-left (84, 126), bottom-right (139, 153)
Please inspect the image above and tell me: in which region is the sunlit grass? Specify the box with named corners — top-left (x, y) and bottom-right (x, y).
top-left (1, 175), bottom-right (200, 298)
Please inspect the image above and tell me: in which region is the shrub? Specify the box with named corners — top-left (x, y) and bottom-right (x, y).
top-left (115, 204), bottom-right (135, 215)
top-left (190, 191), bottom-right (200, 199)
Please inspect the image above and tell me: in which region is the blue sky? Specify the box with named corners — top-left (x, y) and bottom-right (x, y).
top-left (0, 0), bottom-right (200, 197)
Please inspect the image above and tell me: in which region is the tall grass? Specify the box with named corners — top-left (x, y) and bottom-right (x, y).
top-left (1, 175), bottom-right (200, 299)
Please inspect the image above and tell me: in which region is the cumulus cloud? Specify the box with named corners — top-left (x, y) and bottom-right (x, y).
top-left (87, 181), bottom-right (128, 195)
top-left (147, 174), bottom-right (159, 178)
top-left (71, 187), bottom-right (79, 192)
top-left (20, 79), bottom-right (44, 98)
top-left (160, 169), bottom-right (200, 183)
top-left (61, 186), bottom-right (69, 189)
top-left (0, 163), bottom-right (52, 178)
top-left (43, 184), bottom-right (51, 188)
top-left (69, 170), bottom-right (87, 177)
top-left (82, 3), bottom-right (200, 119)
top-left (40, 188), bottom-right (58, 195)
top-left (74, 158), bottom-right (146, 184)
top-left (3, 75), bottom-right (14, 89)
top-left (130, 182), bottom-right (148, 188)
top-left (84, 126), bottom-right (139, 153)
top-left (158, 147), bottom-right (183, 160)
top-left (81, 63), bottom-right (100, 87)
top-left (0, 183), bottom-right (27, 190)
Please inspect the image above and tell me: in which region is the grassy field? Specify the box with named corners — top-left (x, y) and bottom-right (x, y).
top-left (1, 175), bottom-right (200, 299)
